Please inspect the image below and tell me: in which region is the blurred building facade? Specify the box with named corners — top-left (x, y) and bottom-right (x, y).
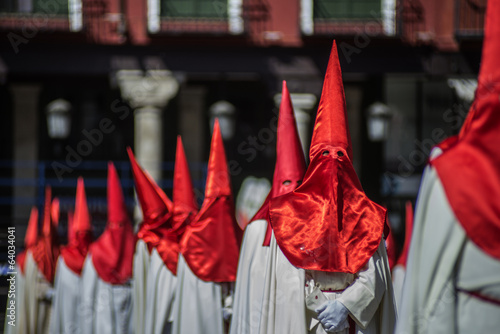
top-left (0, 0), bottom-right (485, 267)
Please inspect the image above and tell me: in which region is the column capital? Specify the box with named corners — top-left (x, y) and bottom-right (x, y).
top-left (116, 69), bottom-right (179, 109)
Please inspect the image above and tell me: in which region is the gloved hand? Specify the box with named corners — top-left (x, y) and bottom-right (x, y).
top-left (315, 300), bottom-right (350, 333)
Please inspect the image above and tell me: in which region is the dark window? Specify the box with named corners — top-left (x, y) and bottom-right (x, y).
top-left (314, 0), bottom-right (380, 20)
top-left (160, 0), bottom-right (227, 19)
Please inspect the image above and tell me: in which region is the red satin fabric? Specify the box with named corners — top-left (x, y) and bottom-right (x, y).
top-left (270, 146), bottom-right (386, 274)
top-left (432, 94), bottom-right (500, 260)
top-left (32, 188), bottom-right (59, 284)
top-left (128, 147), bottom-right (173, 254)
top-left (180, 196), bottom-right (242, 282)
top-left (91, 221), bottom-right (136, 284)
top-left (91, 162), bottom-right (135, 285)
top-left (396, 201), bottom-right (413, 267)
top-left (156, 228), bottom-right (181, 275)
top-left (431, 0), bottom-right (500, 260)
top-left (61, 232), bottom-right (93, 275)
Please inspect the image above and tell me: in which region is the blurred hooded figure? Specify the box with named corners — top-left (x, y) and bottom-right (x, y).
top-left (230, 81), bottom-right (306, 334)
top-left (50, 178), bottom-right (93, 333)
top-left (396, 0), bottom-right (500, 332)
top-left (128, 147), bottom-right (174, 334)
top-left (80, 162), bottom-right (135, 334)
top-left (171, 119), bottom-right (243, 334)
top-left (4, 206), bottom-right (38, 334)
top-left (24, 187), bottom-right (60, 333)
top-left (259, 41), bottom-right (397, 334)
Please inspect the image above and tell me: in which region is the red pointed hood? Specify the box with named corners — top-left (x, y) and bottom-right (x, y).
top-left (18, 206), bottom-right (39, 275)
top-left (431, 0), bottom-right (500, 260)
top-left (90, 162), bottom-right (135, 284)
top-left (309, 42), bottom-right (352, 161)
top-left (180, 119), bottom-right (242, 282)
top-left (269, 41), bottom-right (387, 274)
top-left (61, 178), bottom-right (93, 275)
top-left (396, 201), bottom-right (413, 268)
top-left (127, 147), bottom-right (173, 253)
top-left (172, 136), bottom-right (198, 233)
top-left (25, 206), bottom-right (39, 248)
top-left (51, 197), bottom-right (60, 230)
top-left (32, 186), bottom-right (60, 283)
top-left (251, 81), bottom-right (307, 246)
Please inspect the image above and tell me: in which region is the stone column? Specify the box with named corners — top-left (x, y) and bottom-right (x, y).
top-left (274, 92), bottom-right (317, 157)
top-left (12, 84), bottom-right (41, 246)
top-left (117, 69), bottom-right (179, 181)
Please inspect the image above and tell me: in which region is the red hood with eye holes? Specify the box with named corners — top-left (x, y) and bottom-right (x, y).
top-left (269, 145), bottom-right (386, 273)
top-left (269, 41), bottom-right (386, 274)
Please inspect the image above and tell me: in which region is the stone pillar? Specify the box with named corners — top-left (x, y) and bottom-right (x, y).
top-left (274, 92), bottom-right (317, 157)
top-left (116, 69), bottom-right (179, 181)
top-left (12, 84), bottom-right (41, 246)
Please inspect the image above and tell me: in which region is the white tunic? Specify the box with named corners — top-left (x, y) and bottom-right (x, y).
top-left (132, 239), bottom-right (149, 334)
top-left (171, 254), bottom-right (232, 334)
top-left (24, 251), bottom-right (53, 334)
top-left (229, 219), bottom-right (269, 334)
top-left (3, 263), bottom-right (24, 334)
top-left (143, 248), bottom-right (177, 334)
top-left (396, 148), bottom-right (500, 333)
top-left (79, 255), bottom-right (133, 334)
top-left (49, 257), bottom-right (81, 334)
top-left (259, 234), bottom-right (397, 334)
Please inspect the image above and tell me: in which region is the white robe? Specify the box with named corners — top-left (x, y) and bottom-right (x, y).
top-left (24, 250), bottom-right (53, 334)
top-left (391, 265), bottom-right (405, 311)
top-left (3, 263), bottom-right (24, 334)
top-left (79, 255), bottom-right (133, 334)
top-left (229, 219), bottom-right (269, 334)
top-left (395, 148), bottom-right (500, 333)
top-left (144, 248), bottom-right (177, 334)
top-left (259, 234), bottom-right (397, 334)
top-left (49, 257), bottom-right (81, 334)
top-left (171, 254), bottom-right (232, 334)
top-left (132, 239), bottom-right (149, 334)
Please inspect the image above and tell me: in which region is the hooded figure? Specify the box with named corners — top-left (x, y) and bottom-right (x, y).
top-left (133, 137), bottom-right (198, 334)
top-left (80, 162), bottom-right (135, 334)
top-left (50, 178), bottom-right (93, 333)
top-left (127, 147), bottom-right (173, 334)
top-left (396, 1), bottom-right (500, 332)
top-left (391, 201), bottom-right (413, 309)
top-left (172, 119), bottom-right (242, 334)
top-left (24, 187), bottom-right (60, 334)
top-left (260, 41), bottom-right (396, 334)
top-left (230, 81), bottom-right (307, 334)
top-left (4, 206), bottom-right (38, 334)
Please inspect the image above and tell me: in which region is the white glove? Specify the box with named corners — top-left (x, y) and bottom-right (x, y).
top-left (315, 300), bottom-right (350, 333)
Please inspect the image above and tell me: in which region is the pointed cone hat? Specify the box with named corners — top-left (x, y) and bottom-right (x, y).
top-left (90, 162), bottom-right (135, 284)
top-left (432, 0), bottom-right (500, 260)
top-left (179, 119), bottom-right (242, 282)
top-left (61, 177), bottom-right (93, 275)
top-left (25, 206), bottom-right (39, 248)
top-left (32, 186), bottom-right (60, 283)
top-left (250, 81), bottom-right (307, 246)
top-left (172, 136), bottom-right (198, 233)
top-left (309, 42), bottom-right (353, 160)
top-left (127, 147), bottom-right (172, 253)
top-left (269, 42), bottom-right (387, 273)
top-left (18, 206), bottom-right (39, 275)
